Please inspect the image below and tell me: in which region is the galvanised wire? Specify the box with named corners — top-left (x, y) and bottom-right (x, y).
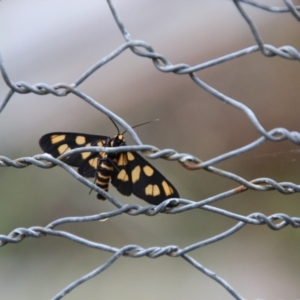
top-left (0, 1), bottom-right (300, 299)
top-left (241, 0), bottom-right (300, 18)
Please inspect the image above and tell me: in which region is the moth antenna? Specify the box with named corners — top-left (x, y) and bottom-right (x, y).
top-left (109, 117), bottom-right (120, 135)
top-left (122, 119), bottom-right (159, 135)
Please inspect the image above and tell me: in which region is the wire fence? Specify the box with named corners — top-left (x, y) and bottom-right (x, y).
top-left (0, 1), bottom-right (300, 299)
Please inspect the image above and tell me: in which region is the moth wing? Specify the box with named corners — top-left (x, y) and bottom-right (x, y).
top-left (39, 132), bottom-right (109, 177)
top-left (111, 152), bottom-right (179, 205)
top-left (39, 132), bottom-right (108, 167)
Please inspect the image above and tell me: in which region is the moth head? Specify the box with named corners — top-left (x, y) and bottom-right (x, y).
top-left (111, 134), bottom-right (125, 147)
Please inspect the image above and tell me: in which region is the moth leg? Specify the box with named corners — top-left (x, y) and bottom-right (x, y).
top-left (107, 157), bottom-right (120, 172)
top-left (89, 156), bottom-right (103, 195)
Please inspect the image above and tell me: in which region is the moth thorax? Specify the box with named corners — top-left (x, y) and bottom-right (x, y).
top-left (111, 134), bottom-right (125, 147)
top-left (116, 134), bottom-right (124, 141)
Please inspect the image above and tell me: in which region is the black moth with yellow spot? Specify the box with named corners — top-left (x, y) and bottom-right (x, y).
top-left (39, 132), bottom-right (179, 205)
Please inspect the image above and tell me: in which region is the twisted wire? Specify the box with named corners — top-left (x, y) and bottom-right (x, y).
top-left (1, 208), bottom-right (299, 300)
top-left (0, 0), bottom-right (299, 299)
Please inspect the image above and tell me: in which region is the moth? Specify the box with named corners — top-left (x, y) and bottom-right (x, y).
top-left (39, 122), bottom-right (179, 205)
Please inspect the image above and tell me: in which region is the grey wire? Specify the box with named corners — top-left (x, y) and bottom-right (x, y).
top-left (1, 209), bottom-right (298, 299)
top-left (240, 0), bottom-right (300, 15)
top-left (0, 0), bottom-right (299, 299)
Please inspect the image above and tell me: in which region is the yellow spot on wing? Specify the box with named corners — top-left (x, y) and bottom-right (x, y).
top-left (143, 165), bottom-right (154, 177)
top-left (97, 141), bottom-right (104, 147)
top-left (131, 165), bottom-right (141, 183)
top-left (117, 169), bottom-right (129, 181)
top-left (145, 184), bottom-right (160, 196)
top-left (75, 136), bottom-right (86, 145)
top-left (162, 180), bottom-right (174, 196)
top-left (127, 152), bottom-right (135, 161)
top-left (51, 135), bottom-right (66, 144)
top-left (100, 151), bottom-right (107, 159)
top-left (89, 157), bottom-right (98, 169)
top-left (81, 152), bottom-right (91, 159)
top-left (118, 153), bottom-right (128, 166)
top-left (58, 144), bottom-right (70, 154)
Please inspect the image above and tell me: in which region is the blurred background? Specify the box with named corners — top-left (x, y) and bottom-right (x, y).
top-left (0, 0), bottom-right (300, 299)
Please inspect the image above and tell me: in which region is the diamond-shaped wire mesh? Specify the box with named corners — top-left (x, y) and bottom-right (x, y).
top-left (0, 1), bottom-right (300, 299)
